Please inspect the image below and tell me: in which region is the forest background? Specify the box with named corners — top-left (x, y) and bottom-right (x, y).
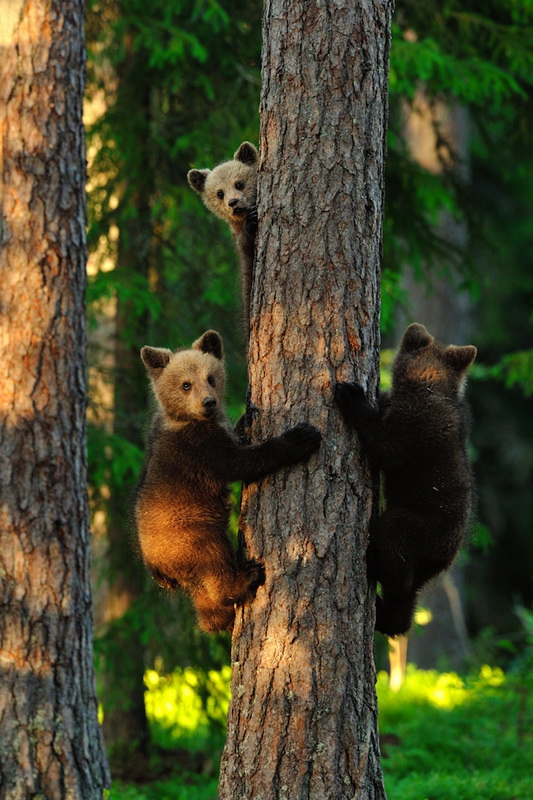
top-left (83, 0), bottom-right (533, 796)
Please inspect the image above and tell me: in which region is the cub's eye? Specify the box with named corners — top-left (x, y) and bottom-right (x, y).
top-left (235, 181), bottom-right (244, 191)
top-left (207, 375), bottom-right (216, 387)
top-left (182, 382), bottom-right (192, 391)
top-left (217, 189), bottom-right (224, 199)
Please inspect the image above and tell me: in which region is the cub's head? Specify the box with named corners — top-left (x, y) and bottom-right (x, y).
top-left (187, 142), bottom-right (258, 228)
top-left (141, 331), bottom-right (226, 425)
top-left (393, 323), bottom-right (477, 398)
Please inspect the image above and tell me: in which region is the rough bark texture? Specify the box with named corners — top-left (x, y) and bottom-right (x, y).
top-left (0, 1), bottom-right (110, 796)
top-left (219, 1), bottom-right (392, 798)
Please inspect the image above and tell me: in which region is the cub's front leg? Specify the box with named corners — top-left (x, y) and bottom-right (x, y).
top-left (227, 422), bottom-right (322, 485)
top-left (335, 382), bottom-right (391, 470)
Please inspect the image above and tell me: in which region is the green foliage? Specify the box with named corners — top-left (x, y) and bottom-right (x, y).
top-left (390, 26), bottom-right (526, 107)
top-left (110, 775), bottom-right (218, 800)
top-left (383, 0), bottom-right (533, 322)
top-left (144, 666), bottom-right (231, 750)
top-left (88, 426), bottom-right (144, 499)
top-left (392, 1), bottom-right (533, 96)
top-left (378, 666), bottom-right (533, 799)
top-left (87, 271), bottom-right (162, 339)
top-left (475, 349), bottom-right (533, 397)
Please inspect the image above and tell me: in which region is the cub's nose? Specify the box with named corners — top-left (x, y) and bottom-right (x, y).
top-left (202, 397), bottom-right (217, 410)
top-left (228, 198), bottom-right (239, 208)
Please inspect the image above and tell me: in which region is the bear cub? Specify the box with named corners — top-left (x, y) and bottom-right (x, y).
top-left (187, 142), bottom-right (258, 330)
top-left (335, 323), bottom-right (477, 637)
top-left (135, 330), bottom-right (321, 633)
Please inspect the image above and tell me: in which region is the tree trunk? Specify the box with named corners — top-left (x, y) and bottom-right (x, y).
top-left (0, 1), bottom-right (110, 796)
top-left (219, 1), bottom-right (392, 798)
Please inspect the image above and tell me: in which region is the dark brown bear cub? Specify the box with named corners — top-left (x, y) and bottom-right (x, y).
top-left (335, 323), bottom-right (476, 637)
top-left (135, 330), bottom-right (321, 633)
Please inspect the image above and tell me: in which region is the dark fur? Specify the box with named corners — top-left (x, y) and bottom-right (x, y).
top-left (136, 330), bottom-right (321, 633)
top-left (335, 323), bottom-right (476, 637)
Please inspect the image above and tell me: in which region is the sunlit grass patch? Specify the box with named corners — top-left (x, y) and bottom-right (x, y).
top-left (110, 662), bottom-right (531, 798)
top-left (378, 665), bottom-right (532, 799)
top-left (377, 663), bottom-right (505, 711)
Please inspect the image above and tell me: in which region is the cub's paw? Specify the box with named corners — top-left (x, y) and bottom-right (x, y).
top-left (282, 422), bottom-right (322, 457)
top-left (242, 558), bottom-right (266, 594)
top-left (245, 205), bottom-right (258, 235)
top-left (334, 381), bottom-right (366, 415)
top-left (375, 595), bottom-right (414, 638)
top-left (234, 402), bottom-right (259, 445)
top-left (231, 559), bottom-right (265, 606)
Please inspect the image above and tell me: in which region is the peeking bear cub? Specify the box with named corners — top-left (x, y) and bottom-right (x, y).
top-left (187, 142), bottom-right (258, 330)
top-left (135, 330), bottom-right (321, 633)
top-left (335, 323), bottom-right (476, 637)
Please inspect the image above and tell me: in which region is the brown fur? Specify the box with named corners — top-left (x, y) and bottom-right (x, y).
top-left (136, 330), bottom-right (321, 633)
top-left (335, 323), bottom-right (477, 637)
top-left (187, 143), bottom-right (258, 331)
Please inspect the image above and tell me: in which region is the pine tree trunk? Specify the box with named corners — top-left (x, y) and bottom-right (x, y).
top-left (219, 1), bottom-right (392, 798)
top-left (0, 1), bottom-right (110, 796)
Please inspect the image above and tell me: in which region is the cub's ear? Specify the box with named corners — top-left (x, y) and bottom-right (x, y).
top-left (234, 141), bottom-right (258, 166)
top-left (187, 168), bottom-right (210, 194)
top-left (192, 330), bottom-right (224, 361)
top-left (400, 323), bottom-right (433, 353)
top-left (445, 345), bottom-right (477, 373)
top-left (141, 346), bottom-right (172, 375)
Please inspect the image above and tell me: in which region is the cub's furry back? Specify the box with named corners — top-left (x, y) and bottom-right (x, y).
top-left (135, 330), bottom-right (321, 633)
top-left (187, 142), bottom-right (258, 332)
top-left (335, 323), bottom-right (477, 637)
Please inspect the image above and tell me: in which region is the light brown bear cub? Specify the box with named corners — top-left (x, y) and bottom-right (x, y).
top-left (187, 143), bottom-right (258, 330)
top-left (135, 330), bottom-right (321, 633)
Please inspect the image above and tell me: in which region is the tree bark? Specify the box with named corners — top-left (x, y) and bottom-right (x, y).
top-left (0, 1), bottom-right (110, 796)
top-left (219, 1), bottom-right (392, 798)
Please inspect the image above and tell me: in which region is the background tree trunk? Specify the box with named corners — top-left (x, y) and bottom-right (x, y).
top-left (219, 1), bottom-right (392, 798)
top-left (0, 1), bottom-right (110, 796)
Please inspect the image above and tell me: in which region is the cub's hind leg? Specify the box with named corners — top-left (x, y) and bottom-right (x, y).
top-left (372, 508), bottom-right (419, 637)
top-left (194, 559), bottom-right (265, 633)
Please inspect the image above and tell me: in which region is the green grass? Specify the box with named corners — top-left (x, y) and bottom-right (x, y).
top-left (109, 663), bottom-right (533, 799)
top-left (379, 665), bottom-right (533, 799)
